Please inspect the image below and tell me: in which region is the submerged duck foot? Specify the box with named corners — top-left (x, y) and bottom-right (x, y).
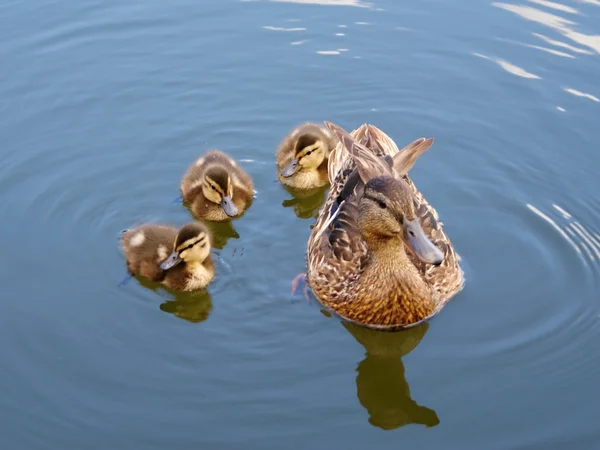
top-left (118, 274), bottom-right (134, 287)
top-left (290, 272), bottom-right (310, 303)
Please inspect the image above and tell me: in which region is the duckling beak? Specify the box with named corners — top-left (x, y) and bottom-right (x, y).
top-left (403, 218), bottom-right (444, 266)
top-left (160, 251), bottom-right (183, 271)
top-left (221, 196), bottom-right (239, 217)
top-left (281, 158), bottom-right (300, 177)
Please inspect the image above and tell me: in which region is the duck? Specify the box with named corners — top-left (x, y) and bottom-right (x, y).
top-left (121, 221), bottom-right (215, 292)
top-left (304, 121), bottom-right (464, 330)
top-left (181, 149), bottom-right (254, 222)
top-left (276, 122), bottom-right (338, 189)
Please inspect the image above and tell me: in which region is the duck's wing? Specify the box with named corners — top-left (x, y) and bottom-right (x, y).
top-left (325, 121), bottom-right (394, 184)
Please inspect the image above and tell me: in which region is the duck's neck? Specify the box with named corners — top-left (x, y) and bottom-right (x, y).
top-left (363, 236), bottom-right (435, 319)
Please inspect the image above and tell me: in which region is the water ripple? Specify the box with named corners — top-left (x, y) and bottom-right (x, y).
top-left (473, 52), bottom-right (542, 79)
top-left (429, 194), bottom-right (600, 381)
top-left (564, 87), bottom-right (600, 102)
top-left (493, 2), bottom-right (600, 54)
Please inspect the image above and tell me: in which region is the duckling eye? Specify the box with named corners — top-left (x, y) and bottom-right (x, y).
top-left (305, 150), bottom-right (312, 156)
top-left (377, 200), bottom-right (387, 209)
top-left (211, 185), bottom-right (217, 191)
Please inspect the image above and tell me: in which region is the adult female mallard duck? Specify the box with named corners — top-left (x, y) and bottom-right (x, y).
top-left (181, 149), bottom-right (254, 222)
top-left (121, 222), bottom-right (215, 292)
top-left (276, 122), bottom-right (338, 189)
top-left (304, 121), bottom-right (464, 330)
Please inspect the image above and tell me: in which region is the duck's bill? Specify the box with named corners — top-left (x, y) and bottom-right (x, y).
top-left (281, 158), bottom-right (300, 177)
top-left (160, 251), bottom-right (182, 271)
top-left (221, 196), bottom-right (239, 217)
top-left (404, 219), bottom-right (444, 266)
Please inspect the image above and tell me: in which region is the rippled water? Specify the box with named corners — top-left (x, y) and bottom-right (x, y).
top-left (2, 0), bottom-right (600, 448)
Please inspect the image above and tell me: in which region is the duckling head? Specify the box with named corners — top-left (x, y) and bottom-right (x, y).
top-left (201, 165), bottom-right (239, 217)
top-left (160, 222), bottom-right (211, 271)
top-left (281, 134), bottom-right (328, 178)
top-left (358, 176), bottom-right (444, 266)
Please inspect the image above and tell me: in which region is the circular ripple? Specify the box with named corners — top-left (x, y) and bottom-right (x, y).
top-left (426, 189), bottom-right (600, 387)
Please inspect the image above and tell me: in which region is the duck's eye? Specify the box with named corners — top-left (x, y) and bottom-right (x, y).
top-left (377, 200), bottom-right (387, 209)
top-left (305, 150), bottom-right (312, 156)
top-left (211, 185), bottom-right (217, 191)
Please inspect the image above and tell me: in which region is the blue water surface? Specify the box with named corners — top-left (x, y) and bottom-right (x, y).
top-left (1, 0), bottom-right (600, 448)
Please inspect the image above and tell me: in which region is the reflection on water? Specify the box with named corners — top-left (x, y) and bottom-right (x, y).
top-left (263, 26), bottom-right (306, 32)
top-left (564, 88), bottom-right (600, 102)
top-left (342, 322), bottom-right (439, 430)
top-left (473, 52), bottom-right (541, 79)
top-left (160, 290), bottom-right (213, 323)
top-left (202, 220), bottom-right (241, 250)
top-left (493, 2), bottom-right (600, 54)
top-left (497, 37), bottom-right (576, 58)
top-left (529, 0), bottom-right (579, 14)
top-left (268, 0), bottom-right (372, 7)
top-left (131, 274), bottom-right (214, 322)
top-left (280, 184), bottom-right (328, 219)
top-left (528, 203), bottom-right (600, 265)
top-left (532, 32), bottom-right (594, 55)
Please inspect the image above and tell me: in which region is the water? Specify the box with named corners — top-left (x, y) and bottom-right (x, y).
top-left (1, 0), bottom-right (600, 448)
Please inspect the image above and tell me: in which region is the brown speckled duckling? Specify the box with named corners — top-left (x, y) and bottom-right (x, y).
top-left (121, 222), bottom-right (214, 292)
top-left (181, 149), bottom-right (254, 222)
top-left (276, 122), bottom-right (338, 189)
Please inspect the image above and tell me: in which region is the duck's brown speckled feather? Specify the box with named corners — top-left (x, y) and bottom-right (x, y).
top-left (306, 122), bottom-right (464, 330)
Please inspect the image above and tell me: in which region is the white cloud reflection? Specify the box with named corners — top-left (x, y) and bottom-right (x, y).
top-left (268, 0), bottom-right (372, 7)
top-left (528, 0), bottom-right (579, 14)
top-left (564, 88), bottom-right (600, 102)
top-left (262, 26), bottom-right (306, 31)
top-left (493, 3), bottom-right (600, 54)
top-left (473, 52), bottom-right (541, 79)
top-left (532, 33), bottom-right (593, 55)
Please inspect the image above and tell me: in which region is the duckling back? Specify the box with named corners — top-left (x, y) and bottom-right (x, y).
top-left (181, 149), bottom-right (254, 221)
top-left (121, 225), bottom-right (177, 283)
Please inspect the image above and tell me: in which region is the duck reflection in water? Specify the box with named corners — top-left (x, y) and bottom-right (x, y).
top-left (342, 321), bottom-right (439, 430)
top-left (135, 277), bottom-right (213, 323)
top-left (280, 184), bottom-right (329, 220)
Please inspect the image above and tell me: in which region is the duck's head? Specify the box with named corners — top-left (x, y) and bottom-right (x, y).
top-left (280, 134), bottom-right (328, 178)
top-left (160, 222), bottom-right (212, 270)
top-left (201, 164), bottom-right (239, 217)
top-left (358, 176), bottom-right (444, 266)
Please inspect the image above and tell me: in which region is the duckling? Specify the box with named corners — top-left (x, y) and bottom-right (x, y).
top-left (276, 122), bottom-right (338, 189)
top-left (181, 149), bottom-right (254, 222)
top-left (121, 222), bottom-right (215, 292)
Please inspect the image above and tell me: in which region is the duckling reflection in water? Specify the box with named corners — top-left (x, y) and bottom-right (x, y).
top-left (159, 289), bottom-right (213, 323)
top-left (342, 321), bottom-right (439, 430)
top-left (121, 222), bottom-right (215, 292)
top-left (181, 149), bottom-right (254, 222)
top-left (276, 122), bottom-right (337, 190)
top-left (202, 219), bottom-right (241, 250)
top-left (280, 184), bottom-right (329, 220)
